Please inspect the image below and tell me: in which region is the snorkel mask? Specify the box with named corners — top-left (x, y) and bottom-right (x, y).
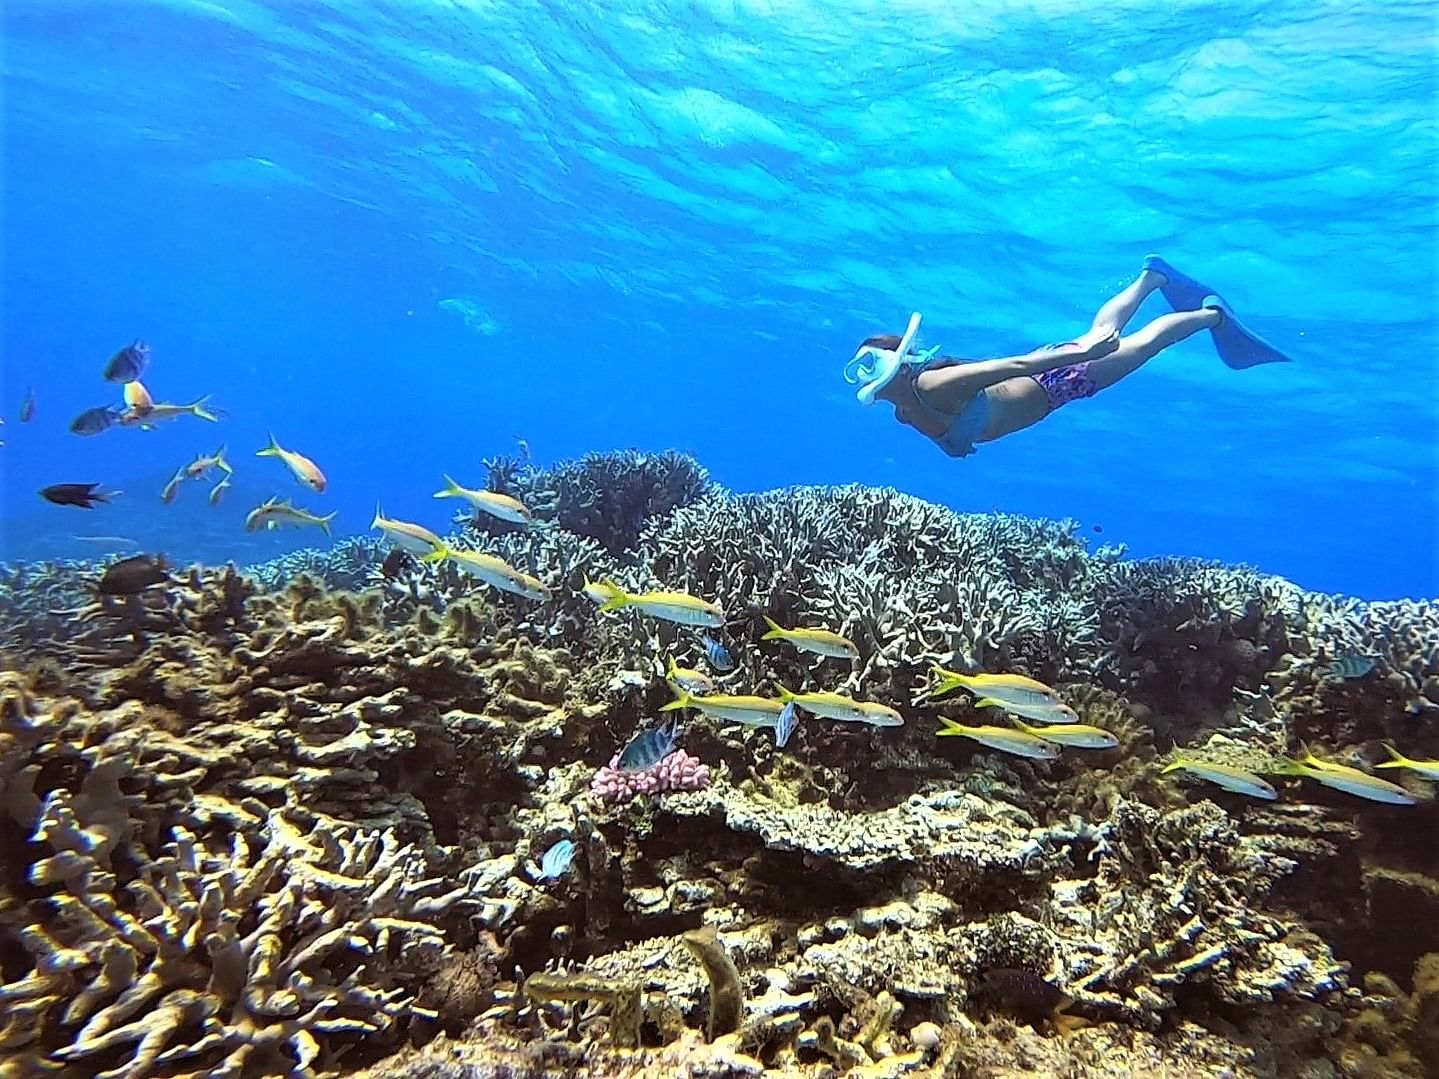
top-left (843, 311), bottom-right (942, 406)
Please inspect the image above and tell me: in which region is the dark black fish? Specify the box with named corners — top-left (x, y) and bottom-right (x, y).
top-left (40, 483), bottom-right (114, 509)
top-left (1091, 524), bottom-right (1103, 534)
top-left (701, 633), bottom-right (735, 672)
top-left (379, 548), bottom-right (413, 579)
top-left (97, 554), bottom-right (171, 595)
top-left (980, 968), bottom-right (1068, 1021)
top-left (103, 339), bottom-right (151, 383)
top-left (19, 388), bottom-right (35, 423)
top-left (617, 715), bottom-right (680, 772)
top-left (70, 405), bottom-right (123, 436)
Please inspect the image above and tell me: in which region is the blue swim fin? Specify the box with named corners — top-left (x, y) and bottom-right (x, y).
top-left (1202, 295), bottom-right (1292, 369)
top-left (1142, 254), bottom-right (1212, 312)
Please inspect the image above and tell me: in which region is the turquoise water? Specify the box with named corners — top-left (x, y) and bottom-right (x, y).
top-left (2, 0), bottom-right (1435, 599)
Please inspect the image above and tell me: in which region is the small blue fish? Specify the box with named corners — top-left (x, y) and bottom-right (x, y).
top-left (69, 405), bottom-right (123, 436)
top-left (702, 633), bottom-right (735, 672)
top-left (538, 839), bottom-right (577, 881)
top-left (617, 715), bottom-right (679, 772)
top-left (775, 701), bottom-right (798, 749)
top-left (103, 339), bottom-right (151, 383)
top-left (1327, 655), bottom-right (1376, 681)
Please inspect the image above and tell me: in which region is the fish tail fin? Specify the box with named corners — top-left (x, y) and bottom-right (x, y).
top-left (1159, 758), bottom-right (1187, 775)
top-left (1271, 758), bottom-right (1307, 777)
top-left (372, 502), bottom-right (383, 528)
top-left (929, 665), bottom-right (962, 697)
top-left (665, 656), bottom-right (678, 678)
top-left (421, 545), bottom-right (451, 564)
top-left (658, 690), bottom-right (692, 713)
top-left (776, 684), bottom-right (797, 702)
top-left (935, 717), bottom-right (968, 737)
top-left (189, 395), bottom-right (219, 422)
top-left (319, 512), bottom-right (337, 538)
top-left (973, 697), bottom-right (1003, 709)
top-left (257, 432), bottom-right (282, 457)
top-left (1373, 741), bottom-right (1410, 769)
top-left (433, 473), bottom-right (463, 499)
top-left (215, 445), bottom-right (232, 473)
top-left (596, 580), bottom-right (631, 611)
top-left (760, 615), bottom-right (786, 640)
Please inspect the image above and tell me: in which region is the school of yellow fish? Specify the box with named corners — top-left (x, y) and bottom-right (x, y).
top-left (368, 484), bottom-right (1435, 809)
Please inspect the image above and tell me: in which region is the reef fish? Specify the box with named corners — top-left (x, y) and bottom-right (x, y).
top-left (537, 839), bottom-right (578, 880)
top-left (596, 583), bottom-right (724, 628)
top-left (19, 388), bottom-right (35, 423)
top-left (581, 576), bottom-right (627, 606)
top-left (617, 715), bottom-right (680, 772)
top-left (1325, 654), bottom-right (1376, 680)
top-left (161, 470), bottom-right (185, 504)
top-left (665, 656), bottom-right (717, 697)
top-left (660, 689), bottom-right (786, 727)
top-left (1374, 743), bottom-right (1439, 781)
top-left (980, 969), bottom-right (1084, 1033)
top-left (774, 701), bottom-right (799, 749)
top-left (930, 666), bottom-right (1061, 708)
top-left (433, 474), bottom-right (532, 524)
top-left (372, 506), bottom-right (443, 556)
top-left (256, 432), bottom-right (326, 491)
top-left (119, 396), bottom-right (219, 428)
top-left (1160, 757), bottom-right (1278, 800)
top-left (701, 633), bottom-right (736, 672)
top-left (70, 405), bottom-right (123, 436)
top-left (98, 553), bottom-right (170, 595)
top-left (1013, 719), bottom-right (1117, 750)
top-left (972, 696), bottom-right (1080, 725)
top-left (244, 497), bottom-right (337, 536)
top-left (182, 445), bottom-right (232, 481)
top-left (40, 483), bottom-right (116, 509)
top-left (208, 475), bottom-right (231, 506)
top-left (103, 339), bottom-right (151, 383)
top-left (424, 545), bottom-right (548, 601)
top-left (777, 686), bottom-right (903, 727)
top-left (761, 616), bottom-right (858, 660)
top-left (935, 718), bottom-right (1060, 760)
top-left (1276, 752), bottom-right (1416, 805)
top-left (123, 380), bottom-right (155, 416)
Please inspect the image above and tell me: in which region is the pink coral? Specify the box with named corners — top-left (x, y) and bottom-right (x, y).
top-left (590, 749), bottom-right (712, 804)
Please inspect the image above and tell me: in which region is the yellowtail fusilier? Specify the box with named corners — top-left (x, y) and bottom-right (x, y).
top-left (433, 474), bottom-right (532, 525)
top-left (581, 576), bottom-right (626, 606)
top-left (244, 497), bottom-right (337, 537)
top-left (1374, 743), bottom-right (1439, 780)
top-left (934, 718), bottom-right (1060, 760)
top-left (596, 583), bottom-right (724, 628)
top-left (423, 545), bottom-right (549, 602)
top-left (1013, 719), bottom-right (1117, 750)
top-left (665, 656), bottom-right (717, 697)
top-left (1160, 757), bottom-right (1278, 800)
top-left (119, 395), bottom-right (220, 428)
top-left (760, 616), bottom-right (859, 661)
top-left (372, 505), bottom-right (444, 557)
top-left (661, 689), bottom-right (786, 728)
top-left (777, 686), bottom-right (903, 727)
top-left (1275, 752), bottom-right (1417, 806)
top-left (930, 666), bottom-right (1062, 709)
top-left (972, 696), bottom-right (1080, 725)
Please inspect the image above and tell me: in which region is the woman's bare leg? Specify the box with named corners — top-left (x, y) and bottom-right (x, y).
top-left (1088, 267), bottom-right (1166, 337)
top-left (1087, 307), bottom-right (1222, 392)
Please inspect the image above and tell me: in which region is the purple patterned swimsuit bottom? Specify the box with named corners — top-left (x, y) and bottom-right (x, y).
top-left (1033, 360), bottom-right (1098, 411)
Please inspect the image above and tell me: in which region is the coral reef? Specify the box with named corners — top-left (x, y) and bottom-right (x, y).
top-left (2, 450), bottom-right (1435, 1077)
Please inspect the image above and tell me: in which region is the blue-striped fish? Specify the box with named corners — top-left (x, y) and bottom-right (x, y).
top-left (701, 633), bottom-right (735, 672)
top-left (1325, 654), bottom-right (1376, 681)
top-left (538, 839), bottom-right (577, 880)
top-left (775, 701), bottom-right (799, 749)
top-left (617, 715), bottom-right (680, 772)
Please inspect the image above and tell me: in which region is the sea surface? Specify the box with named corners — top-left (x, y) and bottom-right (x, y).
top-left (1, 0), bottom-right (1435, 599)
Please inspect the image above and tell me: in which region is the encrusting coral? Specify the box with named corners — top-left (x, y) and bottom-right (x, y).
top-left (2, 449), bottom-right (1435, 1078)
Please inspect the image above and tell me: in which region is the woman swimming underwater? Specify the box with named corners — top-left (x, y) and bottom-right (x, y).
top-left (845, 256), bottom-right (1291, 457)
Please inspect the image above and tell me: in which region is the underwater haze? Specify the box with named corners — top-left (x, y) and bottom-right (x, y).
top-left (2, 0), bottom-right (1436, 600)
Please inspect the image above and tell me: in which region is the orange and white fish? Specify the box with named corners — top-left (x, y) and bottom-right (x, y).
top-left (123, 380), bottom-right (155, 416)
top-left (257, 433), bottom-right (326, 492)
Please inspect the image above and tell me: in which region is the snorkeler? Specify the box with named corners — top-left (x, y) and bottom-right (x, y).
top-left (845, 256), bottom-right (1292, 457)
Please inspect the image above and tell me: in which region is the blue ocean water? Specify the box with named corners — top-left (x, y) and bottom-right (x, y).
top-left (1, 0), bottom-right (1435, 600)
